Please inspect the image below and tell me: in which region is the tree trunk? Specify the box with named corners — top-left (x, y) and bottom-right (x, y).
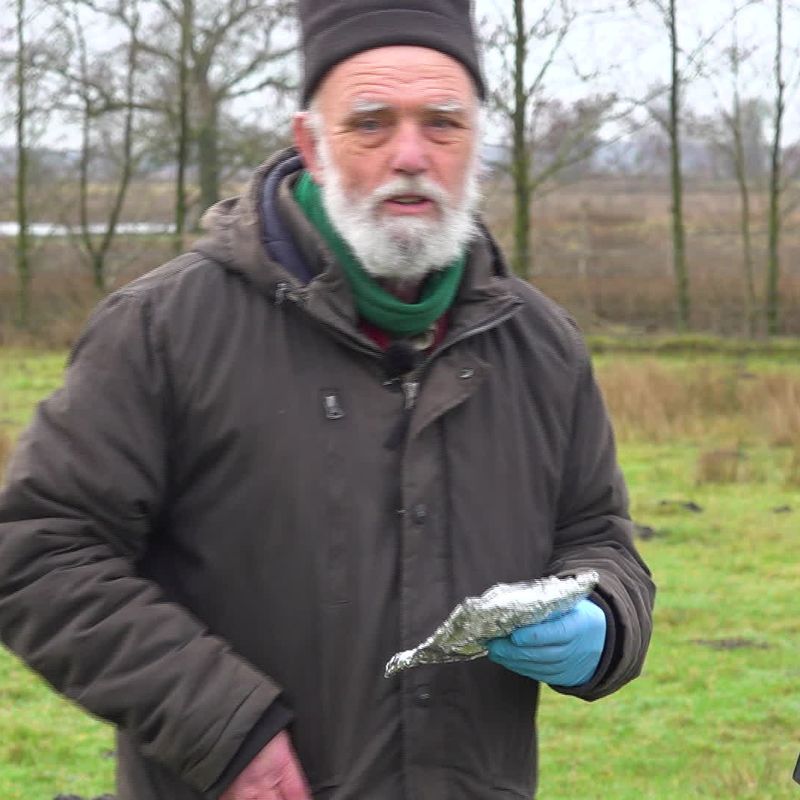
top-left (74, 4), bottom-right (138, 296)
top-left (78, 90), bottom-right (96, 283)
top-left (15, 0), bottom-right (31, 328)
top-left (668, 0), bottom-right (690, 331)
top-left (766, 0), bottom-right (784, 336)
top-left (174, 0), bottom-right (192, 253)
top-left (92, 253), bottom-right (105, 294)
top-left (197, 77), bottom-right (219, 214)
top-left (511, 0), bottom-right (532, 279)
top-left (76, 10), bottom-right (96, 282)
top-left (578, 200), bottom-right (594, 318)
top-left (730, 53), bottom-right (757, 337)
top-left (733, 130), bottom-right (756, 338)
top-left (94, 15), bottom-right (139, 292)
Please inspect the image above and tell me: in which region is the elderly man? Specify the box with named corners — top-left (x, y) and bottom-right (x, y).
top-left (0, 1), bottom-right (654, 799)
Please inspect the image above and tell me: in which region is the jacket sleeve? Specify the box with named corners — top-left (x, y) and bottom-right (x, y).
top-left (0, 291), bottom-right (283, 795)
top-left (545, 337), bottom-right (655, 702)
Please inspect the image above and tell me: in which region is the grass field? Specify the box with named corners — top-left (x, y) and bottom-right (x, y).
top-left (0, 347), bottom-right (799, 799)
top-left (0, 350), bottom-right (115, 799)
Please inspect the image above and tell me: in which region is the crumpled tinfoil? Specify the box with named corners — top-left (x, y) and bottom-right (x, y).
top-left (384, 571), bottom-right (599, 677)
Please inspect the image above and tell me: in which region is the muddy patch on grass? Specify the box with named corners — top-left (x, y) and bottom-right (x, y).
top-left (53, 795), bottom-right (115, 800)
top-left (692, 637), bottom-right (771, 651)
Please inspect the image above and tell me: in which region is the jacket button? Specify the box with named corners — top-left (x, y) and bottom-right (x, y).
top-left (415, 688), bottom-right (432, 707)
top-left (412, 504), bottom-right (427, 524)
top-left (459, 368), bottom-right (475, 380)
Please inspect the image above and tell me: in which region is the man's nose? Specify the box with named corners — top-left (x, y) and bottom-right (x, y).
top-left (390, 121), bottom-right (429, 177)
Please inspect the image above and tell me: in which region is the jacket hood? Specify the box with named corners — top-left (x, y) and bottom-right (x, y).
top-left (193, 148), bottom-right (305, 298)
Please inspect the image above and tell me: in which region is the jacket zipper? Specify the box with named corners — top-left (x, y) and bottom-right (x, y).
top-left (385, 303), bottom-right (523, 449)
top-left (401, 377), bottom-right (420, 411)
top-left (384, 377), bottom-right (419, 450)
top-left (419, 303), bottom-right (523, 372)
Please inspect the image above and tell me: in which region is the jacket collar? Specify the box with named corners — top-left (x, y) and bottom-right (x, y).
top-left (193, 147), bottom-right (522, 345)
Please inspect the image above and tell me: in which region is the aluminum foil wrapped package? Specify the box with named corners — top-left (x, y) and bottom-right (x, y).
top-left (384, 571), bottom-right (599, 677)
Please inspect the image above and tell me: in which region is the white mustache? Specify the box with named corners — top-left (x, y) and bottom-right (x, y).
top-left (369, 178), bottom-right (451, 211)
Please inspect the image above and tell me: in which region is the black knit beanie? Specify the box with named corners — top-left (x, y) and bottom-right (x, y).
top-left (298, 0), bottom-right (486, 106)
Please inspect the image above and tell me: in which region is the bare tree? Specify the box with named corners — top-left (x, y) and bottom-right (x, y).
top-left (628, 0), bottom-right (749, 331)
top-left (506, 0), bottom-right (552, 279)
top-left (53, 0), bottom-right (143, 293)
top-left (483, 0), bottom-right (617, 279)
top-left (139, 0), bottom-right (296, 214)
top-left (636, 0), bottom-right (691, 330)
top-left (173, 0), bottom-right (191, 252)
top-left (717, 20), bottom-right (762, 337)
top-left (665, 0), bottom-right (690, 331)
top-left (2, 0), bottom-right (63, 325)
top-left (766, 0), bottom-right (785, 336)
top-left (729, 90), bottom-right (760, 337)
top-left (14, 0), bottom-right (31, 326)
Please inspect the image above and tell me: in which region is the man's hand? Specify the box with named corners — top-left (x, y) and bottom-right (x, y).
top-left (220, 730), bottom-right (312, 800)
top-left (486, 598), bottom-right (607, 687)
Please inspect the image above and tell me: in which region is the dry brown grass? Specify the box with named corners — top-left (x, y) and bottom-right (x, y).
top-left (483, 176), bottom-right (800, 336)
top-left (0, 271), bottom-right (98, 349)
top-left (0, 235), bottom-right (181, 348)
top-left (3, 176), bottom-right (800, 343)
top-left (784, 447), bottom-right (800, 488)
top-left (597, 359), bottom-right (740, 442)
top-left (597, 359), bottom-right (800, 486)
top-left (0, 431), bottom-right (13, 480)
top-left (695, 447), bottom-right (747, 485)
top-left (749, 372), bottom-right (800, 446)
top-left (596, 358), bottom-right (800, 447)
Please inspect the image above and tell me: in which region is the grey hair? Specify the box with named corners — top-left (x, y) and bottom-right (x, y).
top-left (306, 101), bottom-right (325, 140)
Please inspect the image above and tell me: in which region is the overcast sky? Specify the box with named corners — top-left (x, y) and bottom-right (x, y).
top-left (477, 0), bottom-right (800, 134)
top-left (1, 0), bottom-right (798, 149)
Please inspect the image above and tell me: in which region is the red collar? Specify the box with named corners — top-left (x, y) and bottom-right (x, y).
top-left (359, 315), bottom-right (449, 352)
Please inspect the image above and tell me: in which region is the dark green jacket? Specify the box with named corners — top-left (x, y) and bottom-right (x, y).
top-left (0, 149), bottom-right (654, 800)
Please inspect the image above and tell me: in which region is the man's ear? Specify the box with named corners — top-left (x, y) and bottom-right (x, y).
top-left (292, 113), bottom-right (325, 185)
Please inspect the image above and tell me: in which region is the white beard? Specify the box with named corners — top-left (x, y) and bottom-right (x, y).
top-left (315, 136), bottom-right (481, 281)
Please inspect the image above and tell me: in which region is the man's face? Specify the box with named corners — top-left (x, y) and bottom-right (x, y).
top-left (294, 46), bottom-right (482, 281)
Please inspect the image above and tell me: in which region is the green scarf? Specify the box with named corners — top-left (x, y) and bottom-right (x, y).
top-left (293, 171), bottom-right (465, 338)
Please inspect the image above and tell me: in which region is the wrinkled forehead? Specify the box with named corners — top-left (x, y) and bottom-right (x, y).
top-left (315, 45), bottom-right (478, 116)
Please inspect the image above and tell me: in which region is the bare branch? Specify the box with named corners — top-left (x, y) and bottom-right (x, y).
top-left (215, 41), bottom-right (296, 97)
top-left (525, 21), bottom-right (569, 104)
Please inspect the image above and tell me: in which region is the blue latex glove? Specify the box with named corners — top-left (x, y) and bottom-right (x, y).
top-left (486, 598), bottom-right (607, 687)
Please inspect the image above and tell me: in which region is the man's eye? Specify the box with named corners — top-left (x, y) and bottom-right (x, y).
top-left (356, 118), bottom-right (383, 132)
top-left (430, 117), bottom-right (458, 129)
